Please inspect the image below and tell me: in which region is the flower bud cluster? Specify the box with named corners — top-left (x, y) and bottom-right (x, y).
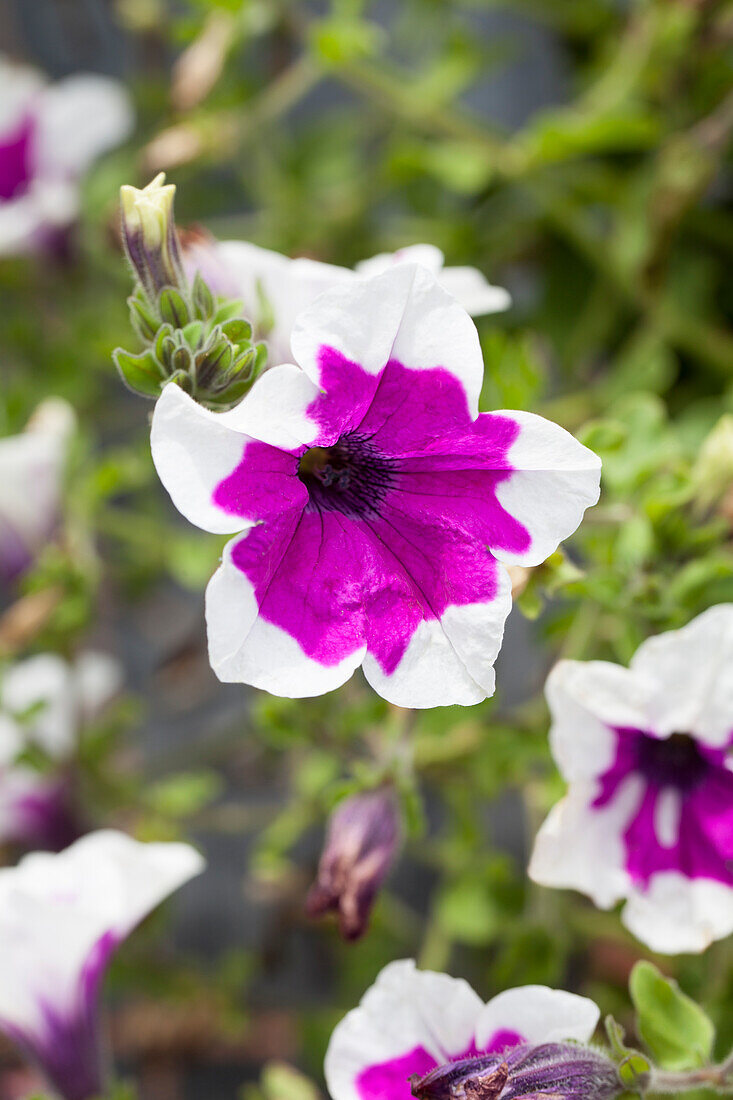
top-left (115, 174), bottom-right (266, 409)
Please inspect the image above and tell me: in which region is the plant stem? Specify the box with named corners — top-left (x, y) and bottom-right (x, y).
top-left (649, 1052), bottom-right (733, 1093)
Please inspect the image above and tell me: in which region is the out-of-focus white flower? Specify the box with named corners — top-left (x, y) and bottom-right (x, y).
top-left (0, 829), bottom-right (205, 1100)
top-left (0, 398), bottom-right (75, 583)
top-left (182, 235), bottom-right (511, 365)
top-left (0, 650), bottom-right (122, 849)
top-left (0, 56), bottom-right (134, 256)
top-left (529, 605), bottom-right (733, 954)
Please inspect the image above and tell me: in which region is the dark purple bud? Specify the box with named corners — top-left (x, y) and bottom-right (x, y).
top-left (306, 787), bottom-right (400, 941)
top-left (411, 1043), bottom-right (622, 1100)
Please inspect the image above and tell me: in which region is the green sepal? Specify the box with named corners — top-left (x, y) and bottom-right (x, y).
top-left (158, 287), bottom-right (190, 329)
top-left (128, 292), bottom-right (159, 342)
top-left (192, 270), bottom-right (215, 321)
top-left (182, 320), bottom-right (204, 349)
top-left (153, 323), bottom-right (175, 365)
top-left (629, 961), bottom-right (715, 1072)
top-left (221, 317), bottom-right (253, 344)
top-left (113, 347), bottom-right (165, 398)
top-left (605, 1016), bottom-right (650, 1095)
top-left (212, 299), bottom-right (244, 326)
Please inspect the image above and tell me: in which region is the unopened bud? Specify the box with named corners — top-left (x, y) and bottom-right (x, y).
top-left (120, 172), bottom-right (186, 302)
top-left (306, 788), bottom-right (400, 941)
top-left (411, 1043), bottom-right (622, 1100)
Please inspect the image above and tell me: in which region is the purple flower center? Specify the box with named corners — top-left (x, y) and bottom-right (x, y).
top-left (298, 434), bottom-right (395, 518)
top-left (635, 732), bottom-right (709, 792)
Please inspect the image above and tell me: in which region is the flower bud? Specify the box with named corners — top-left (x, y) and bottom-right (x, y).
top-left (120, 172), bottom-right (186, 302)
top-left (691, 414), bottom-right (733, 512)
top-left (411, 1043), bottom-right (622, 1100)
top-left (306, 787), bottom-right (400, 941)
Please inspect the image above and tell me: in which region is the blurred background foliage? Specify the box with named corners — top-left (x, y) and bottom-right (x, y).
top-left (1, 0), bottom-right (732, 1097)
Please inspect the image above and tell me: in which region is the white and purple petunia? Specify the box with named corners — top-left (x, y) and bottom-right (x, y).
top-left (0, 397), bottom-right (75, 583)
top-left (0, 650), bottom-right (122, 849)
top-left (0, 829), bottom-right (204, 1100)
top-left (529, 604), bottom-right (733, 955)
top-left (151, 264), bottom-right (600, 707)
top-left (0, 56), bottom-right (133, 256)
top-left (325, 959), bottom-right (601, 1100)
top-left (182, 235), bottom-right (512, 365)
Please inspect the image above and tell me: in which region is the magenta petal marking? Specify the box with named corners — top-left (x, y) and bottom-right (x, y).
top-left (226, 354), bottom-right (526, 673)
top-left (482, 1029), bottom-right (524, 1054)
top-left (212, 439), bottom-right (306, 521)
top-left (0, 115), bottom-right (34, 201)
top-left (357, 1047), bottom-right (438, 1100)
top-left (593, 727), bottom-right (733, 888)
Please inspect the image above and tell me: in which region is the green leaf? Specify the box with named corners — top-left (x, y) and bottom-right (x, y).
top-left (629, 961), bottom-right (715, 1071)
top-left (221, 317), bottom-right (253, 345)
top-left (112, 347), bottom-right (164, 398)
top-left (212, 299), bottom-right (244, 326)
top-left (128, 293), bottom-right (159, 341)
top-left (192, 270), bottom-right (215, 320)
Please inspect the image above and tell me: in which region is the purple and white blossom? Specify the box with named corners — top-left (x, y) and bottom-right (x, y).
top-left (151, 264), bottom-right (600, 707)
top-left (182, 236), bottom-right (511, 365)
top-left (529, 604), bottom-right (733, 954)
top-left (0, 829), bottom-right (204, 1100)
top-left (0, 398), bottom-right (75, 582)
top-left (0, 56), bottom-right (133, 256)
top-left (325, 959), bottom-right (602, 1100)
top-left (306, 788), bottom-right (400, 940)
top-left (0, 651), bottom-right (122, 849)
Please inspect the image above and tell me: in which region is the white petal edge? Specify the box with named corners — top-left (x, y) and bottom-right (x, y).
top-left (546, 660), bottom-right (653, 782)
top-left (528, 781), bottom-right (641, 910)
top-left (291, 264), bottom-right (485, 417)
top-left (206, 542), bottom-right (365, 697)
top-left (493, 410), bottom-right (601, 567)
top-left (630, 604), bottom-right (733, 747)
top-left (622, 874), bottom-right (733, 955)
top-left (325, 959), bottom-right (483, 1100)
top-left (35, 74), bottom-right (134, 177)
top-left (362, 571), bottom-right (513, 708)
top-left (474, 985), bottom-right (600, 1049)
top-left (151, 383), bottom-right (256, 535)
top-left (438, 266), bottom-right (512, 316)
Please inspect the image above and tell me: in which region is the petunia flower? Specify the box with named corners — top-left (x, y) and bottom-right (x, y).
top-left (306, 787), bottom-right (400, 940)
top-left (0, 829), bottom-right (205, 1100)
top-left (182, 235), bottom-right (511, 364)
top-left (325, 959), bottom-right (603, 1100)
top-left (151, 264), bottom-right (600, 707)
top-left (0, 398), bottom-right (75, 583)
top-left (0, 55), bottom-right (133, 256)
top-left (0, 650), bottom-right (122, 849)
top-left (529, 604), bottom-right (733, 954)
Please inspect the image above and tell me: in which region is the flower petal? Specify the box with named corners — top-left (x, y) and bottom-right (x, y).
top-left (528, 782), bottom-right (641, 910)
top-left (292, 264), bottom-right (485, 419)
top-left (151, 381), bottom-right (306, 535)
top-left (35, 74), bottom-right (134, 178)
top-left (2, 654), bottom-right (76, 759)
top-left (438, 266), bottom-right (511, 316)
top-left (474, 986), bottom-right (600, 1050)
top-left (493, 411), bottom-right (601, 566)
top-left (622, 874), bottom-right (733, 954)
top-left (630, 604), bottom-right (733, 747)
top-left (206, 520), bottom-right (367, 697)
top-left (325, 960), bottom-right (482, 1100)
top-left (546, 660), bottom-right (652, 782)
top-left (354, 244), bottom-right (444, 279)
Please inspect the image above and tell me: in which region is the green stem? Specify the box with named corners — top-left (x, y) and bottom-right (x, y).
top-left (648, 1051), bottom-right (733, 1093)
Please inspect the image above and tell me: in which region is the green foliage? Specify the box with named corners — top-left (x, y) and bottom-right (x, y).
top-left (630, 962), bottom-right (716, 1072)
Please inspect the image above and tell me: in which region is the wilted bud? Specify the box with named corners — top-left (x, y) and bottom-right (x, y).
top-left (691, 414), bottom-right (733, 512)
top-left (120, 172), bottom-right (186, 302)
top-left (411, 1043), bottom-right (622, 1100)
top-left (306, 787), bottom-right (400, 941)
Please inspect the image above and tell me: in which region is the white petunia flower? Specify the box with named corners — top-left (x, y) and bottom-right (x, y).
top-left (529, 604), bottom-right (733, 954)
top-left (0, 56), bottom-right (133, 256)
top-left (0, 830), bottom-right (204, 1100)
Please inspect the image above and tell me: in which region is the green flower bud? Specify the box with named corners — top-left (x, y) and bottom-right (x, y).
top-left (120, 173), bottom-right (186, 303)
